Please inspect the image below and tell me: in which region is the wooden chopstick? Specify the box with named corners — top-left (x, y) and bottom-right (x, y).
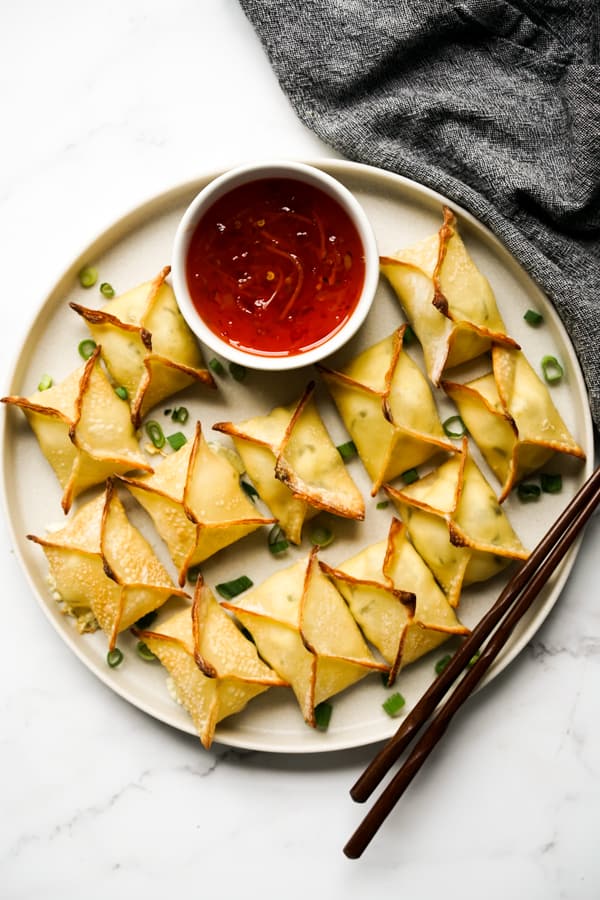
top-left (344, 464), bottom-right (600, 859)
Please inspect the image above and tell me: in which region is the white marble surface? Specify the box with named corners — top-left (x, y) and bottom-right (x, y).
top-left (1, 1), bottom-right (599, 897)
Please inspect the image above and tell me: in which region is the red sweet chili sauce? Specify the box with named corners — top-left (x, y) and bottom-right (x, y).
top-left (185, 177), bottom-right (366, 357)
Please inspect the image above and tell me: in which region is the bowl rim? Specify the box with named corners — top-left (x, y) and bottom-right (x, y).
top-left (170, 159), bottom-right (380, 371)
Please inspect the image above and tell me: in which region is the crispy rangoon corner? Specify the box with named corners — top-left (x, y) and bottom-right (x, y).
top-left (70, 266), bottom-right (215, 428)
top-left (136, 579), bottom-right (287, 749)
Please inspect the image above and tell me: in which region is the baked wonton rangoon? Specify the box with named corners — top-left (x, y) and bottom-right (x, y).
top-left (222, 549), bottom-right (388, 727)
top-left (319, 327), bottom-right (456, 494)
top-left (70, 266), bottom-right (215, 427)
top-left (442, 346), bottom-right (586, 500)
top-left (135, 579), bottom-right (287, 749)
top-left (380, 207), bottom-right (519, 385)
top-left (121, 421), bottom-right (274, 585)
top-left (385, 439), bottom-right (529, 606)
top-left (28, 479), bottom-right (187, 648)
top-left (213, 381), bottom-right (364, 543)
top-left (2, 347), bottom-right (152, 512)
top-left (322, 518), bottom-right (468, 684)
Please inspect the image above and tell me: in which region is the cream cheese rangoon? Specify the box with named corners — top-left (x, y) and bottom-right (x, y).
top-left (2, 346), bottom-right (152, 513)
top-left (120, 421), bottom-right (274, 586)
top-left (442, 346), bottom-right (586, 501)
top-left (380, 207), bottom-right (519, 385)
top-left (222, 549), bottom-right (388, 727)
top-left (28, 479), bottom-right (187, 649)
top-left (385, 439), bottom-right (529, 607)
top-left (135, 579), bottom-right (287, 749)
top-left (213, 381), bottom-right (364, 544)
top-left (318, 326), bottom-right (457, 495)
top-left (322, 518), bottom-right (468, 685)
top-left (70, 266), bottom-right (215, 428)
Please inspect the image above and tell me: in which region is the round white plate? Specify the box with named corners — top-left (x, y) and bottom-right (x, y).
top-left (2, 160), bottom-right (594, 753)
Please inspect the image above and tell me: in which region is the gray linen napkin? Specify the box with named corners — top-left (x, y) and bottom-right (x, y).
top-left (239, 0), bottom-right (600, 431)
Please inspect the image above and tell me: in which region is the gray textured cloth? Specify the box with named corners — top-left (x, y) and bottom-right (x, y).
top-left (239, 0), bottom-right (600, 430)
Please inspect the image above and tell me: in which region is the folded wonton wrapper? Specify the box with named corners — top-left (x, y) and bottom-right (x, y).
top-left (121, 421), bottom-right (273, 585)
top-left (385, 439), bottom-right (529, 606)
top-left (318, 327), bottom-right (456, 494)
top-left (28, 479), bottom-right (187, 648)
top-left (442, 347), bottom-right (586, 501)
top-left (70, 266), bottom-right (214, 427)
top-left (135, 580), bottom-right (286, 749)
top-left (222, 549), bottom-right (388, 727)
top-left (322, 518), bottom-right (468, 684)
top-left (380, 208), bottom-right (519, 385)
top-left (213, 381), bottom-right (364, 543)
top-left (2, 347), bottom-right (152, 513)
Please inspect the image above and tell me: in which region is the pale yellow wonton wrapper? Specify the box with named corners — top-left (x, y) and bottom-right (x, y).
top-left (319, 327), bottom-right (456, 495)
top-left (28, 479), bottom-right (187, 648)
top-left (2, 347), bottom-right (152, 513)
top-left (213, 381), bottom-right (364, 543)
top-left (121, 421), bottom-right (274, 586)
top-left (222, 549), bottom-right (388, 727)
top-left (442, 346), bottom-right (586, 501)
top-left (322, 518), bottom-right (468, 685)
top-left (135, 579), bottom-right (286, 749)
top-left (70, 266), bottom-right (214, 427)
top-left (380, 207), bottom-right (519, 385)
top-left (385, 439), bottom-right (529, 606)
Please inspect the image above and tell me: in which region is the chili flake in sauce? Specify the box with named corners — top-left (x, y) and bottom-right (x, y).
top-left (185, 177), bottom-right (366, 357)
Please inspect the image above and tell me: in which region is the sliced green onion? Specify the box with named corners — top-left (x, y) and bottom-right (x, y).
top-left (78, 338), bottom-right (97, 360)
top-left (37, 374), bottom-right (53, 391)
top-left (403, 324), bottom-right (416, 344)
top-left (314, 701), bottom-right (333, 731)
top-left (376, 500), bottom-right (389, 510)
top-left (166, 431), bottom-right (187, 451)
top-left (524, 309), bottom-right (543, 326)
top-left (216, 575), bottom-right (253, 600)
top-left (467, 651), bottom-right (481, 668)
top-left (382, 692), bottom-right (406, 717)
top-left (134, 610), bottom-right (157, 630)
top-left (172, 406), bottom-right (189, 424)
top-left (164, 408), bottom-right (172, 416)
top-left (187, 564), bottom-right (202, 584)
top-left (241, 480), bottom-right (259, 501)
top-left (337, 440), bottom-right (357, 462)
top-left (517, 482), bottom-right (541, 502)
top-left (269, 540), bottom-right (289, 556)
top-left (115, 385), bottom-right (128, 401)
top-left (107, 647), bottom-right (123, 668)
top-left (541, 355), bottom-right (564, 385)
top-left (401, 467), bottom-right (419, 485)
top-left (229, 362), bottom-right (247, 382)
top-left (145, 419), bottom-right (165, 449)
top-left (136, 641), bottom-right (158, 662)
top-left (100, 282), bottom-right (115, 298)
top-left (443, 415), bottom-right (467, 438)
top-left (208, 356), bottom-right (226, 375)
top-left (209, 357), bottom-right (226, 376)
top-left (268, 525), bottom-right (289, 556)
top-left (435, 653), bottom-right (452, 675)
top-left (309, 525), bottom-right (334, 548)
top-left (78, 266), bottom-right (98, 288)
top-left (541, 473), bottom-right (562, 494)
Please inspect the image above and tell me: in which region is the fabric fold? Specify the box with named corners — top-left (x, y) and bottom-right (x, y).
top-left (238, 0), bottom-right (600, 429)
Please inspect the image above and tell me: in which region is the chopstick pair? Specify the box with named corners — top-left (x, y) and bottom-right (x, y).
top-left (344, 464), bottom-right (600, 859)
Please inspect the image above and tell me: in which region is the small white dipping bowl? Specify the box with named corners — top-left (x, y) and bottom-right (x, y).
top-left (171, 160), bottom-right (379, 371)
